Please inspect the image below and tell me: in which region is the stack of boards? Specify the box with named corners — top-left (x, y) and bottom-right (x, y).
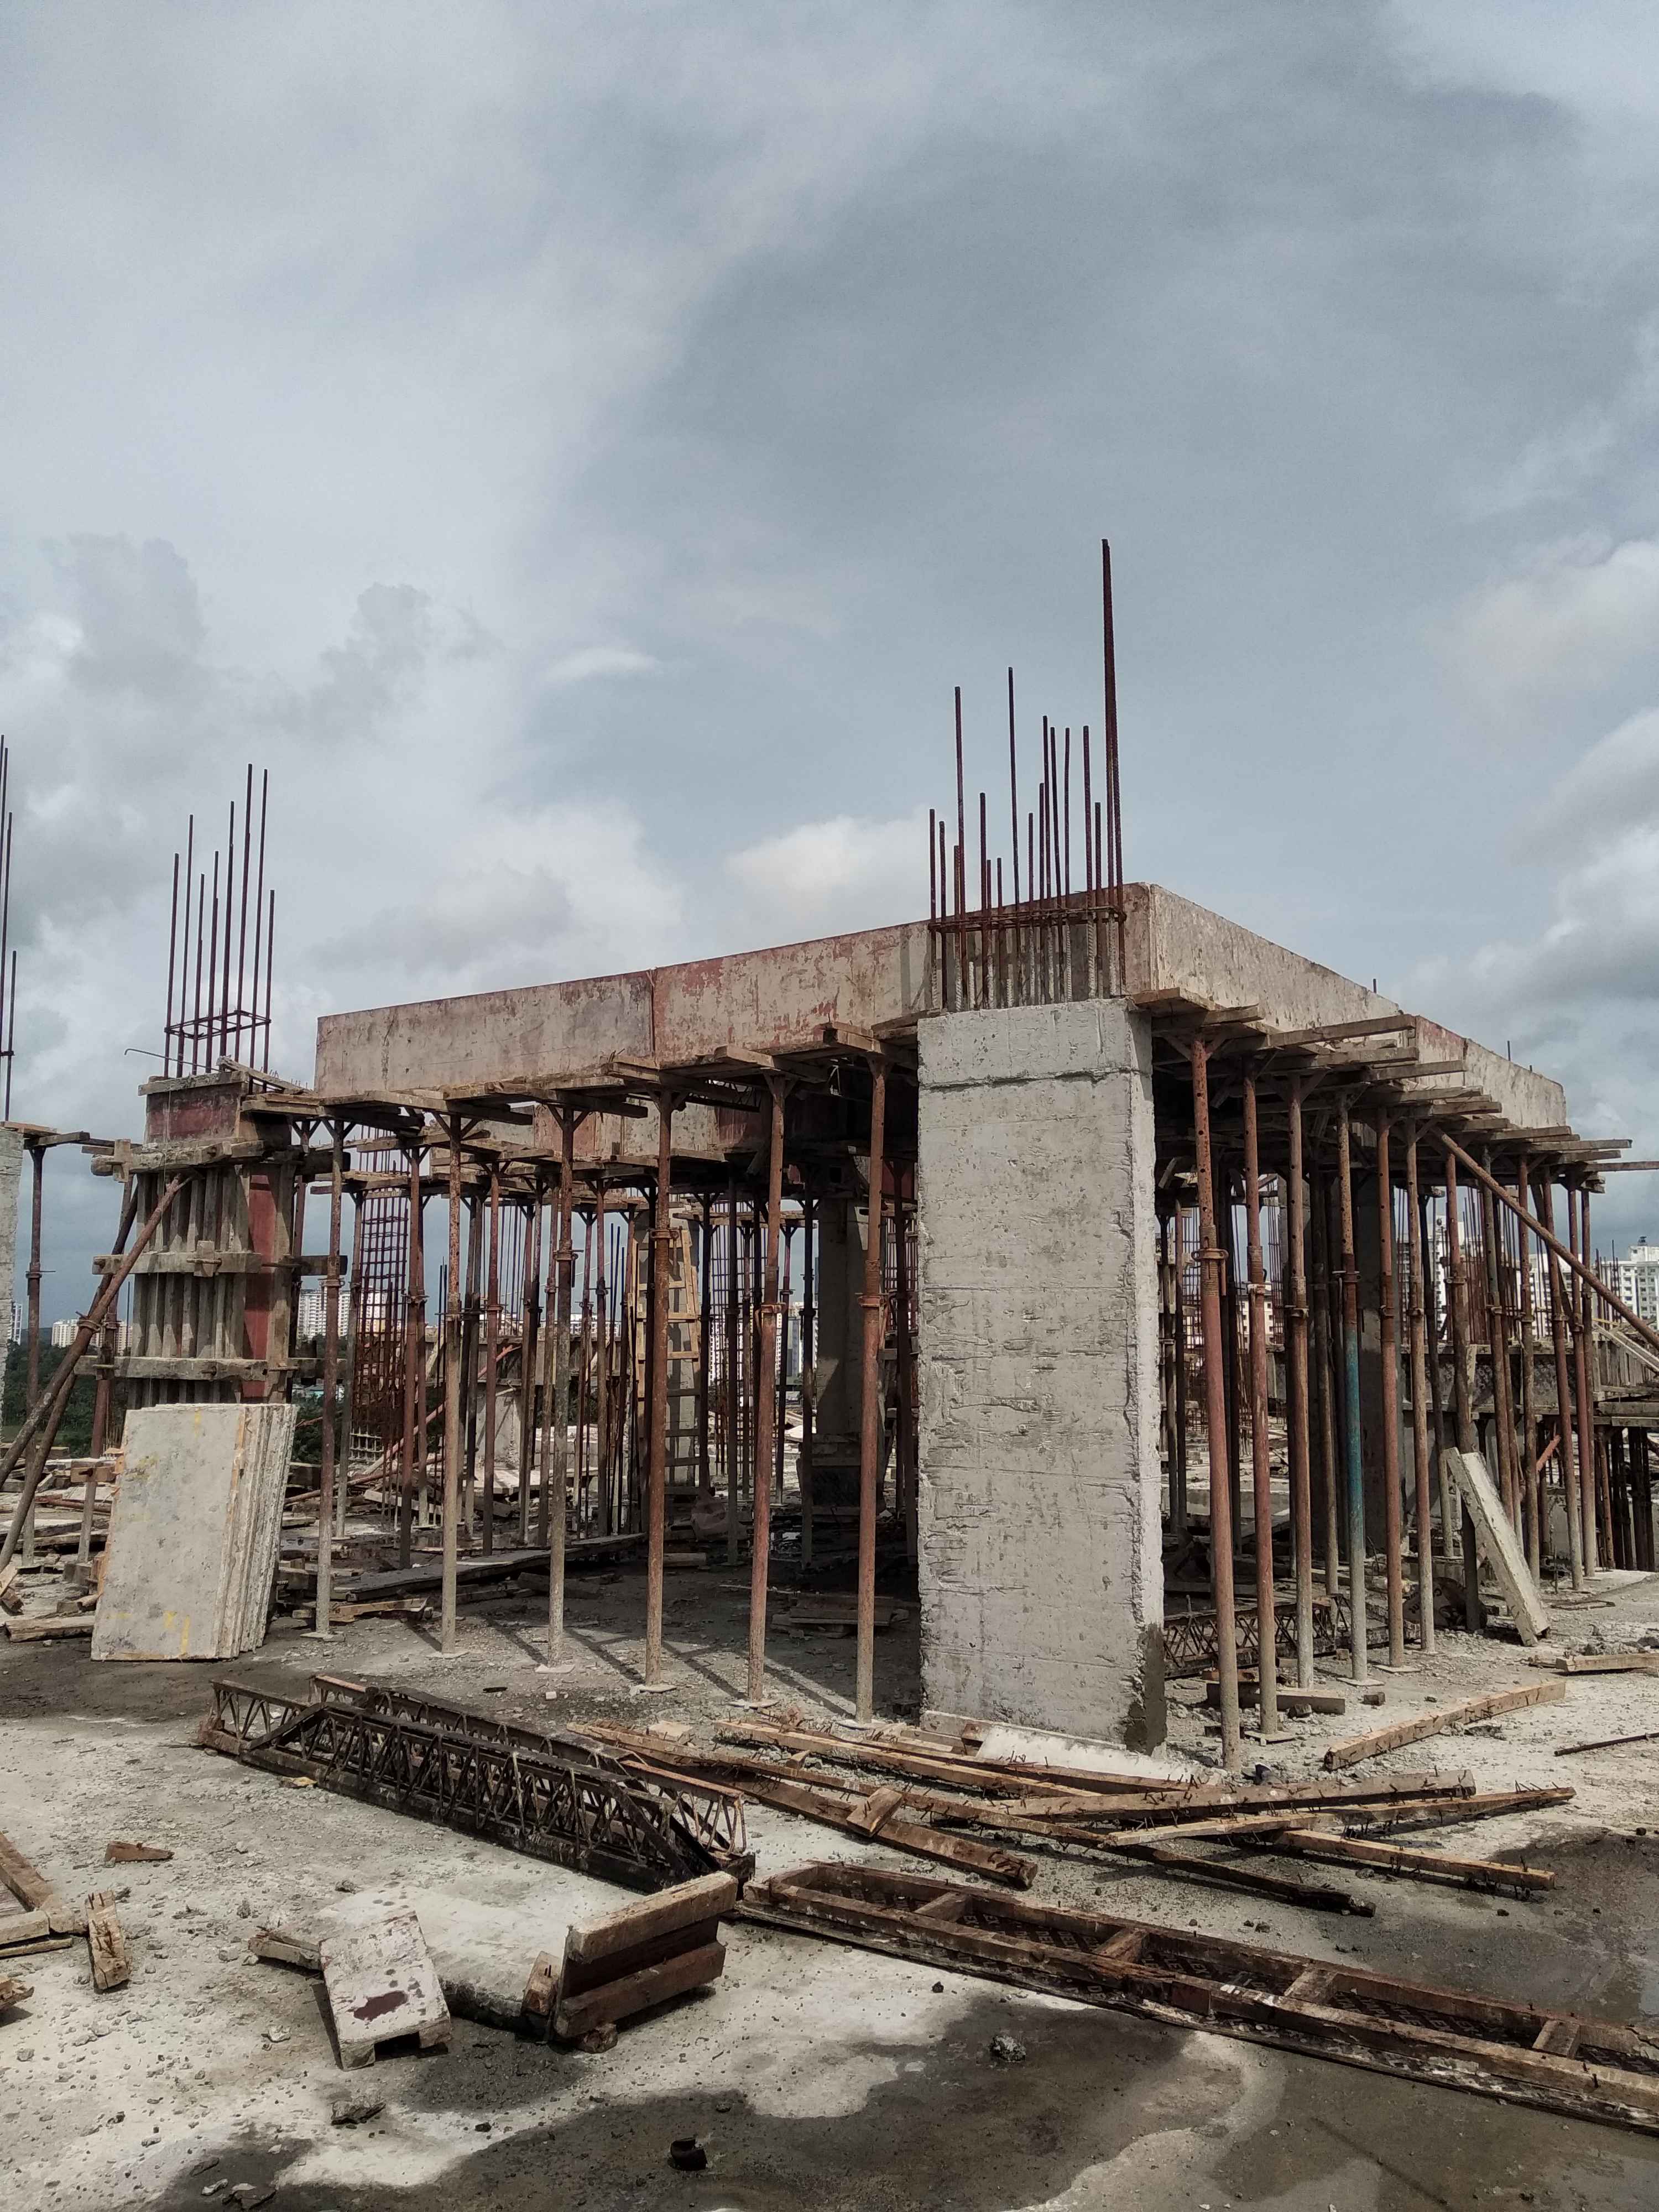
top-left (92, 1403), bottom-right (298, 1661)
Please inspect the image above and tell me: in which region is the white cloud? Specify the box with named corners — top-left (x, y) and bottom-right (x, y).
top-left (725, 808), bottom-right (927, 940)
top-left (1447, 537), bottom-right (1659, 720)
top-left (541, 646), bottom-right (659, 687)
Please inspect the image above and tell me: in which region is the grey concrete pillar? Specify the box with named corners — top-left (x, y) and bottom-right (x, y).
top-left (917, 1000), bottom-right (1165, 1748)
top-left (807, 1193), bottom-right (867, 1508)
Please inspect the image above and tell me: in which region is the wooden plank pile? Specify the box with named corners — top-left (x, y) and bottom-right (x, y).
top-left (0, 1827), bottom-right (128, 1990)
top-left (578, 1711), bottom-right (1571, 1912)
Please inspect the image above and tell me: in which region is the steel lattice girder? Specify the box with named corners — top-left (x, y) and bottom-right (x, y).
top-left (1162, 1594), bottom-right (1386, 1678)
top-left (199, 1678), bottom-right (752, 1891)
top-left (308, 1674), bottom-right (749, 1869)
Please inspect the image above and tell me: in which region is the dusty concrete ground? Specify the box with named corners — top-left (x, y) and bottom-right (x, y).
top-left (4, 1548), bottom-right (1659, 2210)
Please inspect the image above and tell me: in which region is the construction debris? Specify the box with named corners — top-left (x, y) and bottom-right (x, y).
top-left (93, 1404), bottom-right (298, 1661)
top-left (1556, 1728), bottom-right (1659, 1758)
top-left (740, 1861), bottom-right (1659, 2138)
top-left (103, 1841), bottom-right (173, 1864)
top-left (85, 1892), bottom-right (130, 1991)
top-left (320, 1910), bottom-right (450, 2069)
top-left (0, 1974), bottom-right (32, 2015)
top-left (0, 1830), bottom-right (82, 1936)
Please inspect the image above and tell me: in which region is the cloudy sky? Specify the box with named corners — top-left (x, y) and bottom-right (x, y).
top-left (6, 2), bottom-right (1659, 1309)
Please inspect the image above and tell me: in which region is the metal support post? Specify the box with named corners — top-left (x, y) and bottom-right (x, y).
top-left (1241, 1071), bottom-right (1279, 1735)
top-left (1190, 1038), bottom-right (1240, 1770)
top-left (749, 1075), bottom-right (789, 1704)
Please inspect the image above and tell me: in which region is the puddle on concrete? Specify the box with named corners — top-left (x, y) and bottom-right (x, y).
top-left (137, 1968), bottom-right (1659, 2212)
top-left (145, 1990), bottom-right (1235, 2211)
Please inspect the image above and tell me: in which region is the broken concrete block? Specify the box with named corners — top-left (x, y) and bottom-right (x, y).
top-left (320, 1910), bottom-right (450, 2070)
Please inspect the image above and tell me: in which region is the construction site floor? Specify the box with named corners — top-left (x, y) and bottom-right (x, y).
top-left (3, 1553), bottom-right (1659, 2209)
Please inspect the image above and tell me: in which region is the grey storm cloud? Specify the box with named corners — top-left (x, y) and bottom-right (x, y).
top-left (7, 2), bottom-right (1659, 1300)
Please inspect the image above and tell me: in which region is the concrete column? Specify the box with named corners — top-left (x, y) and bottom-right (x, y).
top-left (807, 1193), bottom-right (866, 1509)
top-left (917, 999), bottom-right (1165, 1747)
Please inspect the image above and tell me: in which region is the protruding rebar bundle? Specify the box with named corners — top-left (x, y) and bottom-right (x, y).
top-left (163, 766), bottom-right (274, 1074)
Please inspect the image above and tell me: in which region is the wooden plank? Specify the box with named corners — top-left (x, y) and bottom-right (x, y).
top-left (1441, 1449), bottom-right (1550, 1644)
top-left (1324, 1683), bottom-right (1564, 1768)
top-left (4, 1614), bottom-right (94, 1642)
top-left (0, 1558), bottom-right (21, 1614)
top-left (1129, 1840), bottom-right (1366, 1915)
top-left (251, 1928), bottom-right (322, 1969)
top-left (589, 1725), bottom-right (1035, 1882)
top-left (1342, 1787), bottom-right (1574, 1834)
top-left (320, 1910), bottom-right (450, 2069)
top-left (1543, 1652), bottom-right (1659, 1677)
top-left (0, 1832), bottom-right (55, 1912)
top-left (1248, 1827), bottom-right (1555, 1896)
top-left (105, 1841), bottom-right (173, 1864)
top-left (716, 1719), bottom-right (1105, 1798)
top-left (1265, 1015), bottom-right (1415, 1050)
top-left (522, 1953), bottom-right (557, 2023)
top-left (0, 1908), bottom-right (53, 1950)
top-left (562, 1874), bottom-right (738, 1966)
top-left (1204, 1679), bottom-right (1348, 1715)
top-left (553, 1942), bottom-right (727, 2041)
top-left (736, 1772), bottom-right (1036, 1886)
top-left (974, 1772), bottom-right (1473, 1827)
top-left (86, 1892), bottom-right (130, 1991)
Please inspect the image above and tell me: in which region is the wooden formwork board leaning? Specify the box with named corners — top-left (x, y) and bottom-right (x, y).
top-left (92, 1402), bottom-right (297, 1661)
top-left (1442, 1447), bottom-right (1551, 1646)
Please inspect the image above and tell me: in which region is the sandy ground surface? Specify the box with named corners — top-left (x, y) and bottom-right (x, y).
top-left (5, 1548), bottom-right (1659, 2210)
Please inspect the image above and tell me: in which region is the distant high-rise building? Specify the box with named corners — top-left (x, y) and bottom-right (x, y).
top-left (1602, 1239), bottom-right (1659, 1327)
top-left (295, 1282), bottom-right (352, 1340)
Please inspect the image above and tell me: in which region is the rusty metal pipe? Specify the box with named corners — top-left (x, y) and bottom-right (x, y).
top-left (1376, 1117), bottom-right (1405, 1668)
top-left (1285, 1078), bottom-right (1314, 1686)
top-left (1191, 1038), bottom-right (1240, 1770)
top-left (1241, 1072), bottom-right (1279, 1735)
top-left (440, 1120), bottom-right (465, 1655)
top-left (1404, 1125), bottom-right (1436, 1656)
top-left (1336, 1101), bottom-right (1367, 1683)
top-left (855, 1057), bottom-right (888, 1723)
top-left (644, 1089), bottom-right (676, 1684)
